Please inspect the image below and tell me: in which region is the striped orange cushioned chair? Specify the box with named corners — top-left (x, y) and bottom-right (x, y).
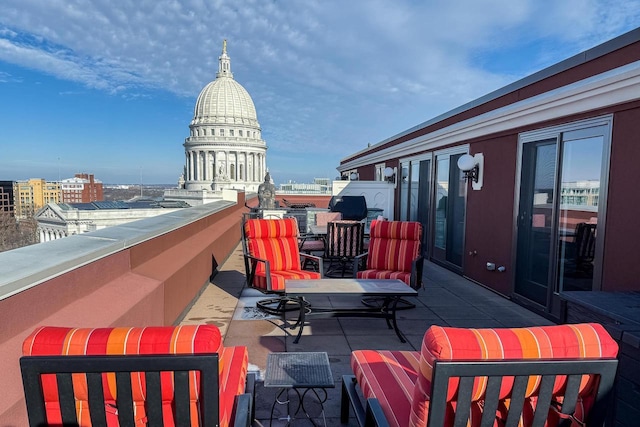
top-left (355, 220), bottom-right (423, 309)
top-left (21, 325), bottom-right (252, 427)
top-left (342, 323), bottom-right (619, 427)
top-left (242, 217), bottom-right (322, 314)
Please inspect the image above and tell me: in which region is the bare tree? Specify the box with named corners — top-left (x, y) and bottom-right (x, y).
top-left (0, 211), bottom-right (38, 252)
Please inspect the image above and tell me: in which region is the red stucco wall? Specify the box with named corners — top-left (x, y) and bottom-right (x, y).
top-left (0, 198), bottom-right (245, 425)
top-left (601, 107), bottom-right (640, 290)
top-left (464, 134), bottom-right (519, 295)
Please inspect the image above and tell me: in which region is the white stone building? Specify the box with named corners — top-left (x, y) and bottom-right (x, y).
top-left (183, 40), bottom-right (267, 193)
top-left (35, 201), bottom-right (189, 242)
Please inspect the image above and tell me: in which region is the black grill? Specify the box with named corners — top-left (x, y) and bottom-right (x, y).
top-left (328, 195), bottom-right (368, 221)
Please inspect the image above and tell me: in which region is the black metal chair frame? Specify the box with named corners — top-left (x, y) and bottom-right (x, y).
top-left (341, 357), bottom-right (618, 427)
top-left (20, 353), bottom-right (256, 427)
top-left (324, 220), bottom-right (366, 278)
top-left (241, 218), bottom-right (323, 315)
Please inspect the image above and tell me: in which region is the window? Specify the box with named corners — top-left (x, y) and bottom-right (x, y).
top-left (230, 130), bottom-right (234, 136)
top-left (239, 130), bottom-right (243, 137)
top-left (220, 129), bottom-right (225, 136)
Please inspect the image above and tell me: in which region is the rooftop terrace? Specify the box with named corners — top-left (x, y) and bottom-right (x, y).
top-left (180, 244), bottom-right (554, 426)
top-left (0, 190), bottom-right (617, 425)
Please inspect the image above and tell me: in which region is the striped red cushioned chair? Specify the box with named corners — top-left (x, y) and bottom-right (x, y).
top-left (355, 220), bottom-right (423, 309)
top-left (242, 217), bottom-right (323, 314)
top-left (20, 325), bottom-right (253, 427)
top-left (342, 323), bottom-right (619, 427)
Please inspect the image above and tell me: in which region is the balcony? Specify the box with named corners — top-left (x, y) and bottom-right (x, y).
top-left (0, 190), bottom-right (615, 425)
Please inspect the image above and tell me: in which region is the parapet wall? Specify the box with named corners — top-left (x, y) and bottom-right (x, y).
top-left (0, 192), bottom-right (247, 425)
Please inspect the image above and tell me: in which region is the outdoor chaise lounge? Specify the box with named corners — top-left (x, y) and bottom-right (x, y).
top-left (341, 323), bottom-right (618, 427)
top-left (20, 325), bottom-right (254, 427)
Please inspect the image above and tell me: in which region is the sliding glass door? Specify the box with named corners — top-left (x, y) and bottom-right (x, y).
top-left (514, 118), bottom-right (611, 316)
top-left (399, 156), bottom-right (431, 257)
top-left (432, 149), bottom-right (467, 271)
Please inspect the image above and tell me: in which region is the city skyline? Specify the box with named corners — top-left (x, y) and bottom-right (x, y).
top-left (1, 1), bottom-right (639, 184)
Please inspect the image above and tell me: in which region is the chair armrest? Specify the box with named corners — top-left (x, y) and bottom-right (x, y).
top-left (243, 253), bottom-right (268, 268)
top-left (353, 251), bottom-right (369, 278)
top-left (233, 372), bottom-right (256, 427)
top-left (243, 254), bottom-right (273, 290)
top-left (365, 398), bottom-right (391, 427)
top-left (410, 255), bottom-right (424, 290)
top-left (340, 375), bottom-right (390, 427)
top-left (233, 393), bottom-right (252, 427)
top-left (300, 253), bottom-right (324, 277)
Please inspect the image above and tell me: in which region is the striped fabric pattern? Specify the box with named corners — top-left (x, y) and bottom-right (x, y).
top-left (409, 323), bottom-right (619, 427)
top-left (350, 324), bottom-right (618, 427)
top-left (244, 218), bottom-right (321, 291)
top-left (326, 220), bottom-right (364, 257)
top-left (357, 220), bottom-right (422, 285)
top-left (22, 325), bottom-right (248, 427)
top-left (219, 345), bottom-right (250, 426)
top-left (351, 350), bottom-right (421, 427)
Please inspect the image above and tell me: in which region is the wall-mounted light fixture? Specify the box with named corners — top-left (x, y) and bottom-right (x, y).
top-left (349, 172), bottom-right (359, 181)
top-left (457, 153), bottom-right (484, 190)
top-left (384, 166), bottom-right (397, 188)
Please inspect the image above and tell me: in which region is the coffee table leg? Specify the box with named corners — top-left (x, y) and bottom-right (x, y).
top-left (293, 296), bottom-right (306, 343)
top-left (387, 297), bottom-right (407, 343)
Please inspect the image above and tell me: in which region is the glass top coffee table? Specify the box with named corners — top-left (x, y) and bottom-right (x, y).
top-left (264, 352), bottom-right (334, 426)
top-left (284, 278), bottom-right (418, 343)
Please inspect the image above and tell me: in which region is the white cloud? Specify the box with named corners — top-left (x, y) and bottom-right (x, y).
top-left (1, 0), bottom-right (639, 181)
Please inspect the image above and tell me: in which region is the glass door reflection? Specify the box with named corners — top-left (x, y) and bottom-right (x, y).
top-left (432, 153), bottom-right (465, 270)
top-left (515, 140), bottom-right (557, 306)
top-left (557, 135), bottom-right (603, 293)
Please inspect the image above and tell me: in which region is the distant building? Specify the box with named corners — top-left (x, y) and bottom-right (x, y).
top-left (35, 200), bottom-right (190, 241)
top-left (560, 180), bottom-right (599, 208)
top-left (13, 179), bottom-right (60, 218)
top-left (0, 181), bottom-right (14, 215)
top-left (166, 40), bottom-right (268, 205)
top-left (278, 178), bottom-right (332, 194)
top-left (60, 173), bottom-right (104, 203)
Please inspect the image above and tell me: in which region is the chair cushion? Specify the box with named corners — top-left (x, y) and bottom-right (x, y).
top-left (300, 238), bottom-right (325, 252)
top-left (351, 350), bottom-right (421, 427)
top-left (22, 325), bottom-right (246, 427)
top-left (351, 324), bottom-right (618, 427)
top-left (356, 269), bottom-right (411, 285)
top-left (315, 211), bottom-right (342, 227)
top-left (253, 269), bottom-right (321, 291)
top-left (409, 323), bottom-right (619, 427)
top-left (219, 345), bottom-right (249, 427)
top-left (325, 220), bottom-right (364, 258)
top-left (367, 221), bottom-right (421, 273)
top-left (244, 218), bottom-right (302, 272)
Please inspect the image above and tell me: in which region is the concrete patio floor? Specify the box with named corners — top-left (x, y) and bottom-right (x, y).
top-left (179, 245), bottom-right (555, 426)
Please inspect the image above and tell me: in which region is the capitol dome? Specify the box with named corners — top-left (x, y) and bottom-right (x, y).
top-left (192, 77), bottom-right (258, 127)
top-left (182, 40), bottom-right (267, 193)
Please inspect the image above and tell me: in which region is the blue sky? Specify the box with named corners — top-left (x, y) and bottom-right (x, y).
top-left (1, 1), bottom-right (639, 185)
